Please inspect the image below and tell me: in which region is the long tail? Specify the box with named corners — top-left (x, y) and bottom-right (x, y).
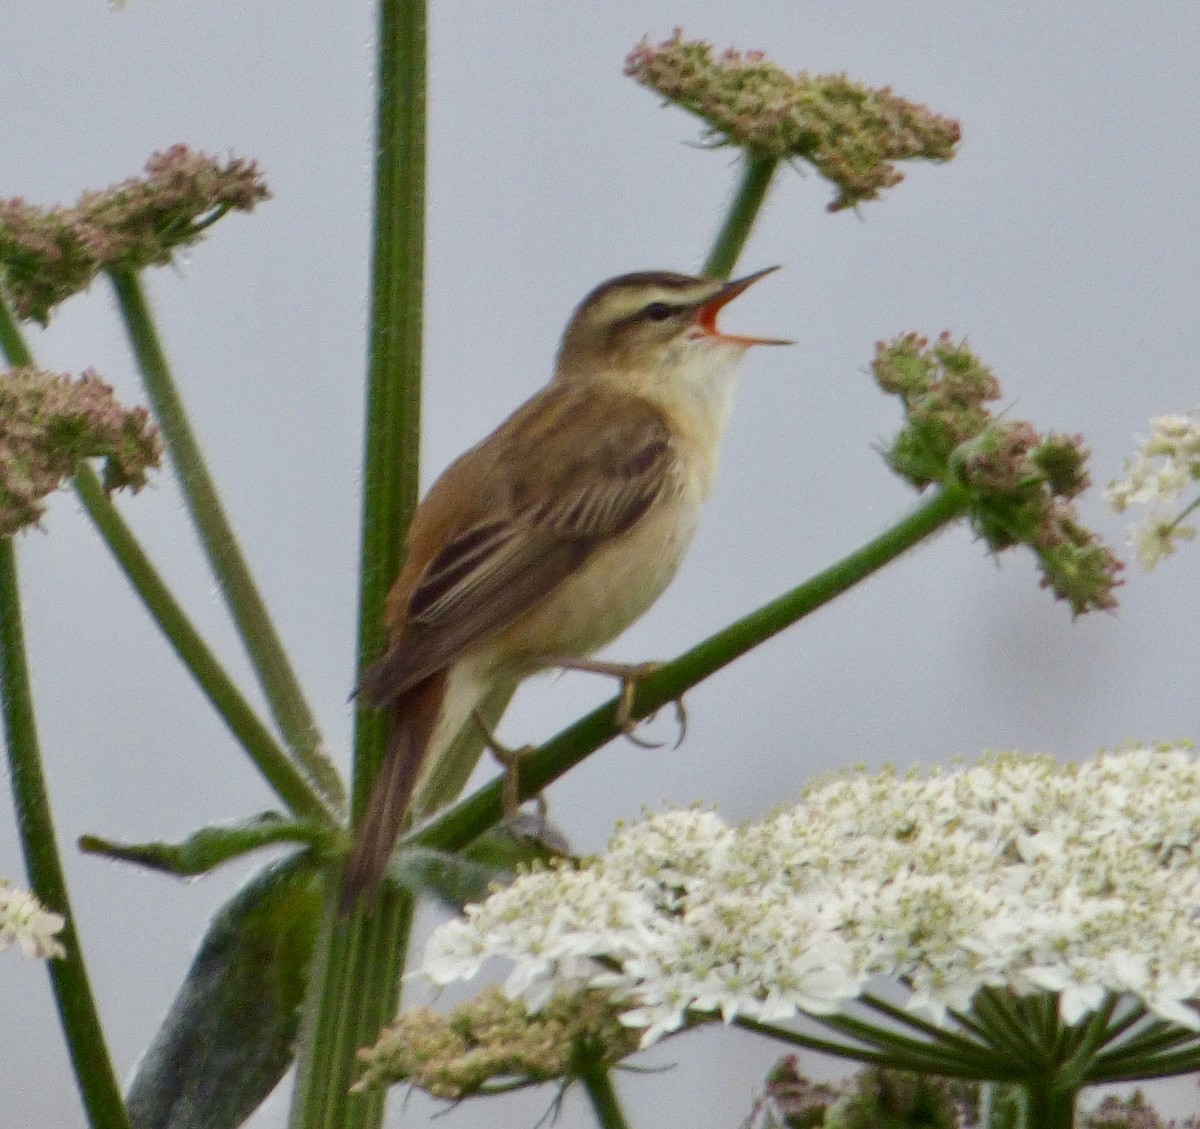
top-left (339, 674), bottom-right (445, 911)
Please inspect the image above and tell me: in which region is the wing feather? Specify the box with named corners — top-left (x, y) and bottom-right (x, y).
top-left (358, 388), bottom-right (675, 708)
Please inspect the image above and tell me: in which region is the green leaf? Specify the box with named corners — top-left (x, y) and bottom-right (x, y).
top-left (125, 854), bottom-right (323, 1129)
top-left (386, 845), bottom-right (507, 910)
top-left (387, 817), bottom-right (569, 911)
top-left (80, 812), bottom-right (333, 876)
top-left (464, 812), bottom-right (570, 868)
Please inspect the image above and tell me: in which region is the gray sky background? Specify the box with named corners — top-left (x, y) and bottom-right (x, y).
top-left (3, 2), bottom-right (1200, 1126)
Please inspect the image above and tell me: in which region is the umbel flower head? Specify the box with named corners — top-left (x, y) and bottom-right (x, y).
top-left (355, 985), bottom-right (639, 1098)
top-left (0, 145), bottom-right (269, 323)
top-left (422, 746), bottom-right (1200, 1071)
top-left (0, 879), bottom-right (65, 960)
top-left (0, 366), bottom-right (161, 533)
top-left (625, 31), bottom-right (961, 211)
top-left (1106, 406), bottom-right (1200, 570)
top-left (873, 332), bottom-right (1122, 615)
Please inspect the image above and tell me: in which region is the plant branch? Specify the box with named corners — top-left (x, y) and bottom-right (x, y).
top-left (0, 294), bottom-right (335, 828)
top-left (413, 485), bottom-right (970, 853)
top-left (0, 539), bottom-right (131, 1129)
top-left (107, 267), bottom-right (341, 811)
top-left (703, 154), bottom-right (778, 279)
top-left (580, 1067), bottom-right (630, 1129)
top-left (0, 291), bottom-right (333, 827)
top-left (0, 293), bottom-right (33, 367)
top-left (289, 1), bottom-right (427, 1126)
top-left (859, 993), bottom-right (1003, 1064)
top-left (736, 1014), bottom-right (1018, 1080)
top-left (73, 467), bottom-right (335, 825)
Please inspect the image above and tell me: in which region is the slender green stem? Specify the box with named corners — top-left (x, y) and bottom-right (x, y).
top-left (107, 268), bottom-right (341, 811)
top-left (73, 467), bottom-right (334, 825)
top-left (1095, 1001), bottom-right (1149, 1048)
top-left (289, 1), bottom-right (426, 1127)
top-left (1056, 995), bottom-right (1117, 1089)
top-left (733, 1015), bottom-right (895, 1068)
top-left (580, 1068), bottom-right (629, 1129)
top-left (1166, 493), bottom-right (1200, 534)
top-left (703, 154), bottom-right (779, 279)
top-left (815, 1011), bottom-right (1001, 1075)
top-left (1091, 1018), bottom-right (1197, 1065)
top-left (859, 993), bottom-right (1002, 1063)
top-left (79, 813), bottom-right (333, 876)
top-left (946, 1005), bottom-right (997, 1045)
top-left (972, 989), bottom-right (1045, 1063)
top-left (0, 294), bottom-right (33, 366)
top-left (0, 539), bottom-right (131, 1129)
top-left (414, 485), bottom-right (970, 853)
top-left (736, 1014), bottom-right (1013, 1080)
top-left (1088, 1041), bottom-right (1200, 1083)
top-left (0, 292), bottom-right (334, 828)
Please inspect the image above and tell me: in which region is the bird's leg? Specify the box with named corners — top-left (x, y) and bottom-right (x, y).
top-left (471, 710), bottom-right (545, 821)
top-left (541, 656), bottom-right (687, 749)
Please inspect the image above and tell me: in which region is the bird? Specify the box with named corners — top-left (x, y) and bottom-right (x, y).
top-left (341, 266), bottom-right (790, 905)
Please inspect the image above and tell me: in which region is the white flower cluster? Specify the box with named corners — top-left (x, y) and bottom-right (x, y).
top-left (0, 880), bottom-right (65, 960)
top-left (1107, 408), bottom-right (1200, 569)
top-left (422, 747), bottom-right (1200, 1046)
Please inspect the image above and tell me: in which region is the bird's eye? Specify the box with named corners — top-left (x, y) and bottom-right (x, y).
top-left (642, 301), bottom-right (673, 321)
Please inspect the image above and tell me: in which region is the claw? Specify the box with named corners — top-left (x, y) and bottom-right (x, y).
top-left (614, 673), bottom-right (665, 747)
top-left (672, 696), bottom-right (688, 750)
top-left (539, 656), bottom-right (687, 750)
top-left (472, 710), bottom-right (538, 821)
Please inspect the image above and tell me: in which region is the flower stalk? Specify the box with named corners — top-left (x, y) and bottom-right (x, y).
top-left (287, 0), bottom-right (427, 1126)
top-left (581, 1067), bottom-right (630, 1129)
top-left (0, 540), bottom-right (130, 1129)
top-left (73, 466), bottom-right (335, 824)
top-left (703, 154), bottom-right (778, 279)
top-left (108, 268), bottom-right (342, 812)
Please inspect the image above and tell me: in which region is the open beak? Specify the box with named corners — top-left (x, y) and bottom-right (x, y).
top-left (694, 265), bottom-right (793, 346)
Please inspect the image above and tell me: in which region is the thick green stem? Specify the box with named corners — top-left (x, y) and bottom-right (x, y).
top-left (289, 1), bottom-right (426, 1127)
top-left (107, 268), bottom-right (341, 811)
top-left (580, 1067), bottom-right (630, 1129)
top-left (0, 539), bottom-right (131, 1129)
top-left (982, 1083), bottom-right (1025, 1129)
top-left (348, 0), bottom-right (427, 811)
top-left (73, 467), bottom-right (334, 825)
top-left (703, 154), bottom-right (779, 279)
top-left (1021, 1082), bottom-right (1076, 1129)
top-left (414, 485), bottom-right (970, 853)
top-left (289, 886), bottom-right (413, 1129)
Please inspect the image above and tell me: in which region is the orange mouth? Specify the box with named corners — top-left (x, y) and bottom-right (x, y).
top-left (694, 266), bottom-right (793, 346)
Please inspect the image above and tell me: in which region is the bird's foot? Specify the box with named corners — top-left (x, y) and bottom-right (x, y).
top-left (541, 656), bottom-right (687, 750)
top-left (472, 710), bottom-right (545, 822)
